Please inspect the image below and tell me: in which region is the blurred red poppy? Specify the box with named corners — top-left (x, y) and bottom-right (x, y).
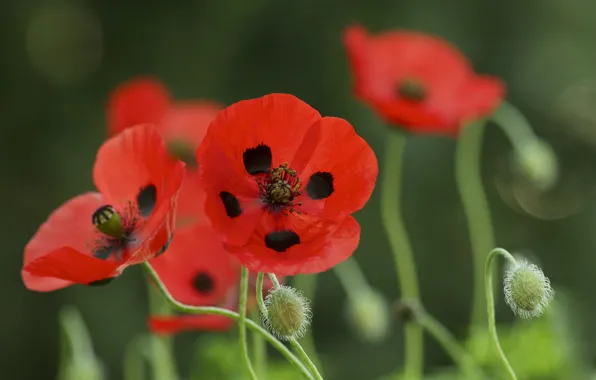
top-left (22, 124), bottom-right (185, 292)
top-left (107, 77), bottom-right (222, 227)
top-left (148, 224), bottom-right (283, 334)
top-left (196, 93), bottom-right (377, 275)
top-left (343, 25), bottom-right (505, 136)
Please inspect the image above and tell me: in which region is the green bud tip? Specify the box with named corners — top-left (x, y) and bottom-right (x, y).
top-left (514, 140), bottom-right (559, 191)
top-left (92, 205), bottom-right (124, 238)
top-left (262, 285), bottom-right (312, 341)
top-left (346, 289), bottom-right (391, 344)
top-left (504, 258), bottom-right (554, 319)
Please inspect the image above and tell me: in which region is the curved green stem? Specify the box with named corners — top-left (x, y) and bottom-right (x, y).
top-left (486, 248), bottom-right (518, 380)
top-left (256, 272), bottom-right (268, 316)
top-left (142, 263), bottom-right (313, 380)
top-left (239, 267), bottom-right (259, 380)
top-left (380, 129), bottom-right (423, 379)
top-left (268, 273), bottom-right (324, 380)
top-left (251, 309), bottom-right (267, 379)
top-left (333, 257), bottom-right (370, 301)
top-left (417, 311), bottom-right (485, 379)
top-left (491, 101), bottom-right (539, 152)
top-left (289, 339), bottom-right (324, 380)
top-left (456, 120), bottom-right (495, 336)
top-left (293, 274), bottom-right (324, 375)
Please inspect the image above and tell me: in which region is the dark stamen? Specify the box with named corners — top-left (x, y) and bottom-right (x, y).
top-left (397, 78), bottom-right (426, 101)
top-left (257, 163), bottom-right (302, 214)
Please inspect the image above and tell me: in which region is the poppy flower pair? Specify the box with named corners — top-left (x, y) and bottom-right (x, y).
top-left (21, 78), bottom-right (378, 333)
top-left (343, 25), bottom-right (505, 135)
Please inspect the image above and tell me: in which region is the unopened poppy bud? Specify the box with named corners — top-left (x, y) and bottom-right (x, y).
top-left (92, 205), bottom-right (124, 238)
top-left (514, 140), bottom-right (559, 191)
top-left (504, 258), bottom-right (554, 319)
top-left (346, 289), bottom-right (391, 344)
top-left (262, 285), bottom-right (311, 341)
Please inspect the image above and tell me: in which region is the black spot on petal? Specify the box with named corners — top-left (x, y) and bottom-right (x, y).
top-left (265, 230), bottom-right (300, 252)
top-left (243, 144), bottom-right (272, 175)
top-left (306, 172), bottom-right (334, 200)
top-left (219, 191), bottom-right (242, 218)
top-left (192, 272), bottom-right (215, 295)
top-left (87, 277), bottom-right (116, 287)
top-left (137, 184), bottom-right (157, 218)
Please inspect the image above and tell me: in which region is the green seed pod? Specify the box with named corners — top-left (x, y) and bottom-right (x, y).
top-left (92, 205), bottom-right (124, 238)
top-left (504, 258), bottom-right (554, 319)
top-left (262, 286), bottom-right (311, 341)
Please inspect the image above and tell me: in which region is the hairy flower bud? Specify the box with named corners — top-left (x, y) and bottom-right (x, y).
top-left (262, 285), bottom-right (312, 341)
top-left (504, 258), bottom-right (554, 319)
top-left (513, 140), bottom-right (559, 191)
top-left (346, 289), bottom-right (391, 344)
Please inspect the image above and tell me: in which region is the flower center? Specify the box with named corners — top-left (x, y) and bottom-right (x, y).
top-left (257, 163), bottom-right (302, 213)
top-left (92, 205), bottom-right (125, 238)
top-left (396, 77), bottom-right (426, 101)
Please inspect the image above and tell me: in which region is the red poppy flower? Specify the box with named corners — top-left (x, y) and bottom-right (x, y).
top-left (107, 77), bottom-right (222, 227)
top-left (22, 124), bottom-right (185, 292)
top-left (148, 225), bottom-right (283, 335)
top-left (197, 93), bottom-right (377, 275)
top-left (343, 25), bottom-right (505, 136)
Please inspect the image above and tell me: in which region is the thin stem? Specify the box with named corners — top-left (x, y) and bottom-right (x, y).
top-left (333, 257), bottom-right (370, 301)
top-left (123, 336), bottom-right (147, 380)
top-left (456, 120), bottom-right (495, 335)
top-left (380, 129), bottom-right (423, 379)
top-left (256, 272), bottom-right (268, 316)
top-left (293, 274), bottom-right (324, 375)
top-left (142, 263), bottom-right (314, 380)
top-left (417, 311), bottom-right (485, 379)
top-left (491, 101), bottom-right (539, 153)
top-left (146, 282), bottom-right (178, 380)
top-left (486, 248), bottom-right (518, 380)
top-left (289, 339), bottom-right (324, 380)
top-left (251, 309), bottom-right (267, 379)
top-left (239, 267), bottom-right (259, 380)
top-left (268, 273), bottom-right (281, 288)
top-left (268, 273), bottom-right (324, 380)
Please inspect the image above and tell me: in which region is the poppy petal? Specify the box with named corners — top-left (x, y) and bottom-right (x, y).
top-left (457, 75), bottom-right (506, 125)
top-left (93, 123), bottom-right (185, 264)
top-left (225, 215), bottom-right (361, 275)
top-left (23, 247), bottom-right (120, 289)
top-left (22, 192), bottom-right (109, 291)
top-left (107, 77), bottom-right (170, 136)
top-left (295, 117), bottom-right (378, 220)
top-left (197, 94), bottom-right (321, 246)
top-left (148, 315), bottom-right (233, 335)
top-left (161, 102), bottom-right (222, 226)
top-left (162, 101), bottom-right (223, 147)
top-left (149, 224), bottom-right (240, 307)
top-left (343, 24), bottom-right (505, 134)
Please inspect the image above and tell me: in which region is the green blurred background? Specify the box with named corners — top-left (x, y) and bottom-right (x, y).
top-left (4, 0), bottom-right (596, 379)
